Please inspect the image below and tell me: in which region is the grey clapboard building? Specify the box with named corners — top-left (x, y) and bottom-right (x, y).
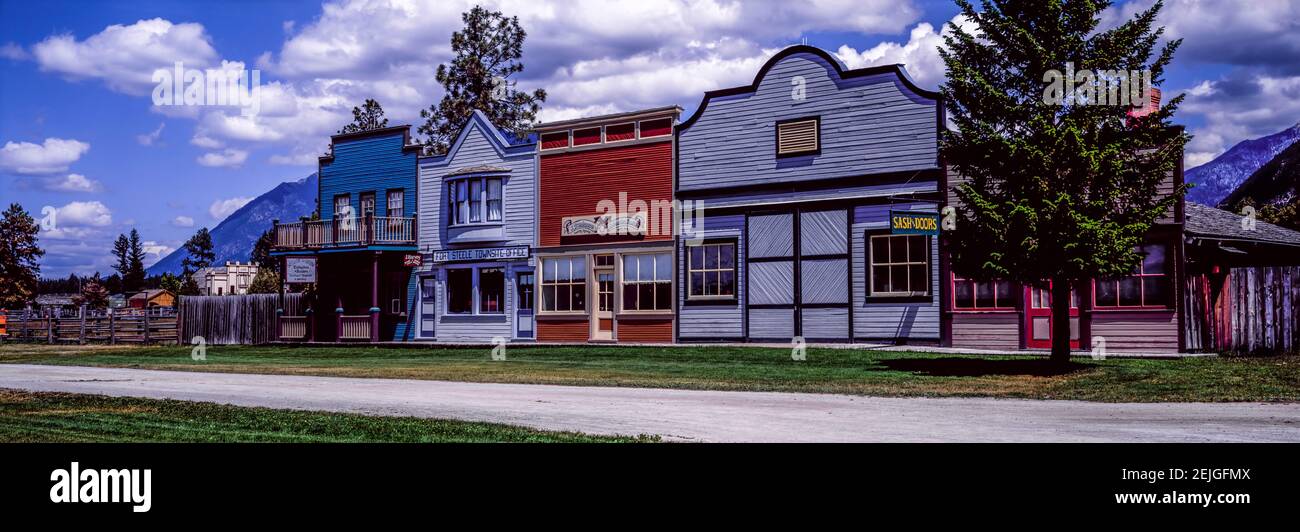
top-left (675, 46), bottom-right (945, 343)
top-left (414, 110), bottom-right (538, 342)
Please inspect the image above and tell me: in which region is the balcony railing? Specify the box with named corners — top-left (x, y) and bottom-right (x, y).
top-left (273, 216), bottom-right (416, 250)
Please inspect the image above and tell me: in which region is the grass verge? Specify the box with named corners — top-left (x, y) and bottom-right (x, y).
top-left (0, 388), bottom-right (654, 443)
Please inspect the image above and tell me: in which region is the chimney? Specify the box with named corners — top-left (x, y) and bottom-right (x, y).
top-left (1127, 87), bottom-right (1161, 119)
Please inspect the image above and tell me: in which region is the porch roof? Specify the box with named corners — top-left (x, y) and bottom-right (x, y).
top-left (1184, 202), bottom-right (1300, 248)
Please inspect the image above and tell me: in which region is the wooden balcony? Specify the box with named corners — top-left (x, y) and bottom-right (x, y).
top-left (273, 216), bottom-right (416, 250)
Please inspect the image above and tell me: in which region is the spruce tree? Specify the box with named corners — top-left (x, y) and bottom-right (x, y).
top-left (940, 0), bottom-right (1188, 364)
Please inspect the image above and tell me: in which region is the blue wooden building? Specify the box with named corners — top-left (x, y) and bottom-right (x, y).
top-left (270, 126), bottom-right (421, 342)
top-left (675, 45), bottom-right (945, 343)
top-left (413, 110), bottom-right (538, 342)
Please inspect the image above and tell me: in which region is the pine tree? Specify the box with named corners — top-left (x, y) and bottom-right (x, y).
top-left (179, 228), bottom-right (215, 296)
top-left (112, 233), bottom-right (131, 281)
top-left (418, 5), bottom-right (546, 154)
top-left (940, 0), bottom-right (1188, 364)
top-left (251, 227), bottom-right (275, 273)
top-left (126, 229), bottom-right (147, 292)
top-left (0, 203), bottom-right (45, 308)
top-left (339, 99), bottom-right (389, 134)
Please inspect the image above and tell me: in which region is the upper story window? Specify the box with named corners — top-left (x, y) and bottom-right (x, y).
top-left (604, 123), bottom-right (635, 143)
top-left (447, 176), bottom-right (503, 226)
top-left (540, 131), bottom-right (569, 151)
top-left (359, 192), bottom-right (376, 218)
top-left (333, 194), bottom-right (351, 219)
top-left (573, 127), bottom-right (601, 146)
top-left (1094, 243), bottom-right (1171, 308)
top-left (776, 117), bottom-right (820, 157)
top-left (386, 189), bottom-right (404, 218)
top-left (639, 118), bottom-right (672, 138)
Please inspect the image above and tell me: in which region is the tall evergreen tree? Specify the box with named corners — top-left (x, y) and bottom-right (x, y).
top-left (179, 228), bottom-right (215, 296)
top-left (339, 98), bottom-right (389, 134)
top-left (112, 233), bottom-right (131, 281)
top-left (941, 0), bottom-right (1188, 364)
top-left (418, 5), bottom-right (546, 154)
top-left (126, 229), bottom-right (147, 292)
top-left (0, 203), bottom-right (45, 308)
top-left (251, 227), bottom-right (275, 273)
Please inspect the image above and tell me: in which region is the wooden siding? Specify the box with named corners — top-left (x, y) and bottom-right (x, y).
top-left (537, 318), bottom-right (589, 342)
top-left (800, 209), bottom-right (847, 255)
top-left (678, 52), bottom-right (939, 193)
top-left (801, 259), bottom-right (848, 304)
top-left (320, 131), bottom-right (417, 221)
top-left (678, 214), bottom-right (745, 340)
top-left (950, 312), bottom-right (1021, 350)
top-left (748, 213), bottom-right (793, 258)
top-left (748, 308), bottom-right (794, 339)
top-left (1184, 266), bottom-right (1300, 353)
top-left (802, 307), bottom-right (849, 339)
top-left (851, 202), bottom-right (941, 340)
top-left (1091, 311), bottom-right (1179, 353)
top-left (539, 140), bottom-right (673, 247)
top-left (618, 318), bottom-right (673, 343)
top-left (748, 261), bottom-right (794, 305)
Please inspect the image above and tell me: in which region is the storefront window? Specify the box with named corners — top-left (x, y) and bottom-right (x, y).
top-left (869, 234), bottom-right (930, 296)
top-left (479, 267), bottom-right (504, 314)
top-left (447, 268), bottom-right (472, 314)
top-left (1094, 244), bottom-right (1170, 308)
top-left (541, 257), bottom-right (586, 312)
top-left (622, 252), bottom-right (672, 311)
top-left (953, 275), bottom-right (1015, 310)
top-left (687, 242), bottom-right (736, 299)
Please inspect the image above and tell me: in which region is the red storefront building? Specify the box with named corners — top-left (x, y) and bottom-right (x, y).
top-left (533, 107), bottom-right (681, 343)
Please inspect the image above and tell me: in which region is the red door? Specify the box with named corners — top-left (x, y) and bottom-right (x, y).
top-left (1025, 283), bottom-right (1079, 349)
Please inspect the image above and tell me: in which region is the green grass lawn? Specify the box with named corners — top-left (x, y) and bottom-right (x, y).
top-left (0, 389), bottom-right (652, 443)
top-left (1, 343), bottom-right (1297, 402)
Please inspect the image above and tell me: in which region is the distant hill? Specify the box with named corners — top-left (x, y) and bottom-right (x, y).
top-left (1221, 138), bottom-right (1300, 209)
top-left (1185, 124), bottom-right (1300, 205)
top-left (147, 173), bottom-right (317, 275)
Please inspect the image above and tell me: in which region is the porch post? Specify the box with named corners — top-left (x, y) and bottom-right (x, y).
top-left (336, 295), bottom-right (344, 342)
top-left (370, 251), bottom-right (381, 342)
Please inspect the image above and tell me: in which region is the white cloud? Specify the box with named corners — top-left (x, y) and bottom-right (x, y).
top-left (54, 200), bottom-right (113, 227)
top-left (141, 240), bottom-right (175, 265)
top-left (0, 137), bottom-right (90, 175)
top-left (0, 42), bottom-right (29, 61)
top-left (31, 18), bottom-right (219, 95)
top-left (835, 16), bottom-right (973, 90)
top-left (190, 133), bottom-right (224, 149)
top-left (196, 148), bottom-right (249, 168)
top-left (209, 196), bottom-right (252, 220)
top-left (137, 122), bottom-right (166, 146)
top-left (44, 173), bottom-right (103, 193)
top-left (171, 215), bottom-right (195, 227)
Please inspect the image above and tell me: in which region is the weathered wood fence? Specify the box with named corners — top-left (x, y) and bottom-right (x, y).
top-left (1, 308), bottom-right (178, 345)
top-left (178, 294), bottom-right (301, 345)
top-left (1185, 266), bottom-right (1300, 353)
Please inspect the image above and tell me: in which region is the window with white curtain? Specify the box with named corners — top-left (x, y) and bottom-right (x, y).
top-left (447, 176), bottom-right (504, 226)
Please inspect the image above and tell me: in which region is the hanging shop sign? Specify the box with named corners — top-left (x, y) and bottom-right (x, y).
top-left (560, 212), bottom-right (647, 237)
top-left (431, 245), bottom-right (530, 263)
top-left (890, 211), bottom-right (941, 236)
top-left (402, 254), bottom-right (423, 267)
top-left (285, 257), bottom-right (318, 283)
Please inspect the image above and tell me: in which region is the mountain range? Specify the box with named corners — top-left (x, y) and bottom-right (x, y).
top-left (1185, 124), bottom-right (1300, 206)
top-left (146, 173), bottom-right (317, 275)
top-left (1221, 135), bottom-right (1300, 209)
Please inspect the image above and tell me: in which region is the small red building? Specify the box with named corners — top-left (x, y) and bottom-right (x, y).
top-left (533, 107), bottom-right (680, 343)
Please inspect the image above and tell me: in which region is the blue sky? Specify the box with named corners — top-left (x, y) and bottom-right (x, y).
top-left (1, 0), bottom-right (1296, 278)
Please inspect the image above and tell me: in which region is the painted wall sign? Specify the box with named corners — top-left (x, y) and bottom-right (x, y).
top-left (402, 254), bottom-right (423, 267)
top-left (560, 212), bottom-right (647, 237)
top-left (890, 211), bottom-right (940, 235)
top-left (431, 245), bottom-right (529, 263)
top-left (285, 257), bottom-right (317, 283)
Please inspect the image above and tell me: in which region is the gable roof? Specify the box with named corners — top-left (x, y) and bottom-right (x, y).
top-left (1185, 202), bottom-right (1300, 248)
top-left (419, 110), bottom-right (535, 165)
top-left (677, 44), bottom-right (941, 132)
